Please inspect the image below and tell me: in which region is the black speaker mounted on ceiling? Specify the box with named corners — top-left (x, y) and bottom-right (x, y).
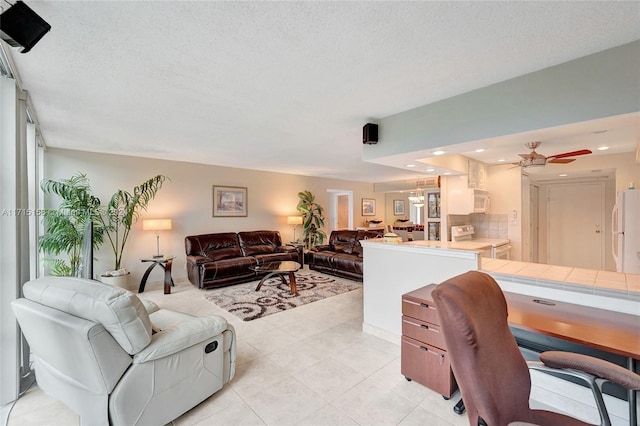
top-left (0, 1), bottom-right (51, 53)
top-left (363, 123), bottom-right (378, 145)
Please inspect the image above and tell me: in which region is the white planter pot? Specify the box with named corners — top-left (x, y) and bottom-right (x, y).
top-left (100, 273), bottom-right (132, 291)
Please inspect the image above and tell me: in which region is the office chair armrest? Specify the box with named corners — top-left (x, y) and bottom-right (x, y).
top-left (539, 351), bottom-right (640, 391)
top-left (527, 359), bottom-right (612, 426)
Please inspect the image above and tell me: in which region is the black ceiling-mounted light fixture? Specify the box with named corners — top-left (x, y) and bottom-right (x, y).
top-left (0, 1), bottom-right (51, 53)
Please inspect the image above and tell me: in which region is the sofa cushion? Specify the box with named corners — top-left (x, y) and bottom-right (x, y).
top-left (332, 253), bottom-right (363, 275)
top-left (185, 233), bottom-right (243, 261)
top-left (328, 230), bottom-right (357, 254)
top-left (352, 230), bottom-right (384, 257)
top-left (202, 257), bottom-right (257, 282)
top-left (238, 231), bottom-right (283, 256)
top-left (22, 276), bottom-right (152, 355)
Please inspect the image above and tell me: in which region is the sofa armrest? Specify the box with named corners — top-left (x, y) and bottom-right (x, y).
top-left (133, 316), bottom-right (229, 363)
top-left (276, 245), bottom-right (298, 254)
top-left (186, 255), bottom-right (211, 265)
top-left (310, 244), bottom-right (332, 252)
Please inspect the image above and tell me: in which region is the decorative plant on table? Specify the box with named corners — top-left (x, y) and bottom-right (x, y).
top-left (296, 190), bottom-right (326, 250)
top-left (39, 173), bottom-right (105, 276)
top-left (99, 175), bottom-right (168, 275)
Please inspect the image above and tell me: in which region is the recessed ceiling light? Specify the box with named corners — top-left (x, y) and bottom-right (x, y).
top-left (475, 149), bottom-right (485, 153)
top-left (498, 159), bottom-right (505, 162)
top-left (426, 168), bottom-right (435, 172)
top-left (597, 146), bottom-right (609, 151)
top-left (432, 150), bottom-right (446, 156)
top-left (443, 172), bottom-right (452, 175)
top-left (559, 173), bottom-right (568, 177)
top-left (406, 164), bottom-right (416, 168)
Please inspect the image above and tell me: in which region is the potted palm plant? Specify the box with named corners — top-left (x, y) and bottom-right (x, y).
top-left (39, 173), bottom-right (105, 276)
top-left (99, 175), bottom-right (168, 288)
top-left (296, 190), bottom-right (326, 249)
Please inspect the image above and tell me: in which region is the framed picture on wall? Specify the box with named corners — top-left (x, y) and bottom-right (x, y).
top-left (362, 198), bottom-right (376, 216)
top-left (427, 192), bottom-right (441, 218)
top-left (213, 186), bottom-right (247, 217)
top-left (428, 222), bottom-right (440, 241)
top-left (393, 199), bottom-right (405, 216)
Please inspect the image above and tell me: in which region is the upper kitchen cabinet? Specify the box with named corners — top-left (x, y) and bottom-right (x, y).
top-left (467, 159), bottom-right (486, 189)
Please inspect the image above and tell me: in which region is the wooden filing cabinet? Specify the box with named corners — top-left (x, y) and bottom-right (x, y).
top-left (401, 284), bottom-right (457, 398)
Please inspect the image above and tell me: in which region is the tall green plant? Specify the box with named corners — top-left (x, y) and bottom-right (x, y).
top-left (39, 173), bottom-right (105, 276)
top-left (100, 175), bottom-right (168, 270)
top-left (296, 190), bottom-right (326, 249)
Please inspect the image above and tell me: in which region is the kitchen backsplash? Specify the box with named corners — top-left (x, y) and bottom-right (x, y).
top-left (448, 213), bottom-right (509, 239)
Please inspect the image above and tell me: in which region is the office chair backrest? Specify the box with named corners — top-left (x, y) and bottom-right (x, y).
top-left (432, 271), bottom-right (533, 425)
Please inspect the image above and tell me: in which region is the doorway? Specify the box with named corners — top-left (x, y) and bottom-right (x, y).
top-left (327, 190), bottom-right (353, 232)
top-left (547, 182), bottom-right (604, 269)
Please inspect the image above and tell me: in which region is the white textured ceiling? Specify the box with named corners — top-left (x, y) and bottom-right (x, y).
top-left (9, 1), bottom-right (640, 183)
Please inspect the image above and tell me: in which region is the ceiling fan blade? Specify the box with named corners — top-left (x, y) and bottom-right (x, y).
top-left (548, 158), bottom-right (575, 164)
top-left (547, 149), bottom-right (592, 160)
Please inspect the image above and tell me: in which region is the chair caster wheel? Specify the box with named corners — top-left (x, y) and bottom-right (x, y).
top-left (453, 399), bottom-right (466, 415)
top-left (405, 377), bottom-right (412, 381)
top-left (442, 396), bottom-right (450, 400)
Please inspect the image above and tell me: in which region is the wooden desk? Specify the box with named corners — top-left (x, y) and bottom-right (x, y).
top-left (504, 291), bottom-right (640, 425)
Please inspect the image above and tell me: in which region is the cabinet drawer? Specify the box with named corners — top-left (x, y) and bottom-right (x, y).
top-left (400, 336), bottom-right (456, 398)
top-left (402, 297), bottom-right (439, 324)
top-left (401, 316), bottom-right (446, 350)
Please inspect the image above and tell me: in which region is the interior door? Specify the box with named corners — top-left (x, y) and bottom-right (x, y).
top-left (547, 182), bottom-right (604, 269)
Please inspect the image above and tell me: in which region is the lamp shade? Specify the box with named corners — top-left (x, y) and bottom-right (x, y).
top-left (142, 219), bottom-right (172, 231)
top-left (287, 216), bottom-right (303, 225)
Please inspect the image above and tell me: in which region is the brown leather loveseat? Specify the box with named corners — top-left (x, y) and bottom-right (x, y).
top-left (307, 229), bottom-right (383, 281)
top-left (185, 230), bottom-right (299, 289)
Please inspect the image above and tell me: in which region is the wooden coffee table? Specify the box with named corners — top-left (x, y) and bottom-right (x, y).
top-left (251, 261), bottom-right (301, 295)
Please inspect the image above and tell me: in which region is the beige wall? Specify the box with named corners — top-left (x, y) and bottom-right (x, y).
top-left (44, 148), bottom-right (379, 287)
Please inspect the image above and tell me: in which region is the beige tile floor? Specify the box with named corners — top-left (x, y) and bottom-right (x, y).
top-left (5, 267), bottom-right (624, 426)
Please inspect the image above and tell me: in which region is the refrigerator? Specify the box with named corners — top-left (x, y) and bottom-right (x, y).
top-left (612, 189), bottom-right (640, 273)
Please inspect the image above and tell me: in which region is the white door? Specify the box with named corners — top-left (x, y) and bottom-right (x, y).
top-left (548, 182), bottom-right (604, 268)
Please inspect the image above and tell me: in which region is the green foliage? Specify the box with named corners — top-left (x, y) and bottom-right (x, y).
top-left (39, 173), bottom-right (105, 276)
top-left (296, 190), bottom-right (326, 249)
top-left (101, 175), bottom-right (168, 270)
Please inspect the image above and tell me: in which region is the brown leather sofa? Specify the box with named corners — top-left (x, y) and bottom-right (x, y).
top-left (307, 229), bottom-right (383, 281)
top-left (185, 230), bottom-right (299, 289)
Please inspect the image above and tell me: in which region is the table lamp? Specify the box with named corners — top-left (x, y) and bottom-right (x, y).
top-left (142, 219), bottom-right (172, 258)
top-left (287, 216), bottom-right (303, 243)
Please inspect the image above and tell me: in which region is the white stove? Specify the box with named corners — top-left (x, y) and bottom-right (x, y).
top-left (451, 225), bottom-right (511, 259)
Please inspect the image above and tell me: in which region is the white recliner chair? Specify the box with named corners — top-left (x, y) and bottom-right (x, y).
top-left (11, 276), bottom-right (236, 426)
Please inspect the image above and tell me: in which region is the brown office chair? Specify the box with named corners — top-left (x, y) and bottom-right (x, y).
top-left (431, 271), bottom-right (640, 426)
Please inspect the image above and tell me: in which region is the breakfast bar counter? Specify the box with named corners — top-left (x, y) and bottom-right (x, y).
top-left (360, 239), bottom-right (640, 343)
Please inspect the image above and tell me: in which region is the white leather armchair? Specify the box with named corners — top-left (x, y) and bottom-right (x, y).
top-left (11, 276), bottom-right (236, 426)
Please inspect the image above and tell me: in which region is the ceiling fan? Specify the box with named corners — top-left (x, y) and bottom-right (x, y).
top-left (516, 141), bottom-right (592, 168)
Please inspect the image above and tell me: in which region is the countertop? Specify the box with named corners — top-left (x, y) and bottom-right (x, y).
top-left (481, 257), bottom-right (640, 301)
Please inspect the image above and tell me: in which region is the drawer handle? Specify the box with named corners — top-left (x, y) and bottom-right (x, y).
top-left (420, 324), bottom-right (429, 330)
top-left (419, 346), bottom-right (428, 351)
top-left (420, 303), bottom-right (430, 308)
top-left (439, 354), bottom-right (444, 365)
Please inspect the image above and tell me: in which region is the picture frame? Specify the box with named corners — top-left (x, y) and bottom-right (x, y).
top-left (213, 186), bottom-right (247, 217)
top-left (427, 192), bottom-right (441, 219)
top-left (393, 199), bottom-right (405, 216)
top-left (361, 198), bottom-right (376, 216)
top-left (428, 222), bottom-right (440, 241)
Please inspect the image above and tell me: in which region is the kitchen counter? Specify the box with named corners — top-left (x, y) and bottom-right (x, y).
top-left (481, 257), bottom-right (640, 301)
top-left (360, 239), bottom-right (640, 344)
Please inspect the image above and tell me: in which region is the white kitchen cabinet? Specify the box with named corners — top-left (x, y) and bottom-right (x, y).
top-left (467, 159), bottom-right (487, 189)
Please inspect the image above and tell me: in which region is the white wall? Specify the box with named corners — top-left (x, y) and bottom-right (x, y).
top-left (44, 148), bottom-right (381, 288)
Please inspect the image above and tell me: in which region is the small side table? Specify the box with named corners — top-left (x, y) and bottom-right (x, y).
top-left (139, 256), bottom-right (175, 294)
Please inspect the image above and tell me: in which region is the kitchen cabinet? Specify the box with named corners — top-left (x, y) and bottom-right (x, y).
top-left (401, 284), bottom-right (457, 398)
top-left (467, 160), bottom-right (487, 189)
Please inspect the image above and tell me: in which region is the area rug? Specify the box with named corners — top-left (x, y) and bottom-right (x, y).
top-left (203, 272), bottom-right (361, 321)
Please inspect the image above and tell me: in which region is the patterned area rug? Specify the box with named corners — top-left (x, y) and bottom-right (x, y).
top-left (203, 272), bottom-right (361, 321)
